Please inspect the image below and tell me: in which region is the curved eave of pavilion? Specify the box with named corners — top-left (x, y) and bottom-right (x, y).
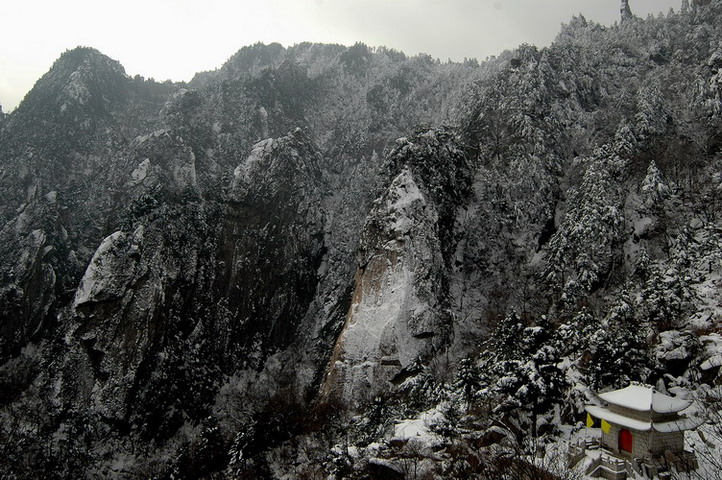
top-left (585, 405), bottom-right (703, 433)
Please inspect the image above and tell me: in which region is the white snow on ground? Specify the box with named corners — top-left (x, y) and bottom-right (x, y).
top-left (392, 409), bottom-right (445, 448)
top-left (394, 417), bottom-right (428, 441)
top-left (701, 334), bottom-right (722, 370)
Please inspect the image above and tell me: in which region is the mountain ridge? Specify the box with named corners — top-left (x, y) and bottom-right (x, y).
top-left (2, 2), bottom-right (722, 478)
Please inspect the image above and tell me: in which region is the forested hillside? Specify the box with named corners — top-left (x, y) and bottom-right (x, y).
top-left (1, 2), bottom-right (722, 478)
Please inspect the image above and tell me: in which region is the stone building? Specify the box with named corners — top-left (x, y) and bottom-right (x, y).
top-left (582, 383), bottom-right (702, 479)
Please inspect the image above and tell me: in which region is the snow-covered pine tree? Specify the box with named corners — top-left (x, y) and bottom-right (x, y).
top-left (490, 344), bottom-right (565, 439)
top-left (456, 357), bottom-right (482, 408)
top-left (634, 83), bottom-right (668, 142)
top-left (487, 310), bottom-right (526, 360)
top-left (544, 154), bottom-right (626, 301)
top-left (638, 265), bottom-right (686, 330)
top-left (477, 313), bottom-right (566, 438)
top-left (640, 160), bottom-right (671, 208)
top-left (613, 120), bottom-right (637, 158)
top-left (634, 245), bottom-right (652, 279)
top-left (556, 307), bottom-right (600, 358)
top-left (587, 293), bottom-right (650, 389)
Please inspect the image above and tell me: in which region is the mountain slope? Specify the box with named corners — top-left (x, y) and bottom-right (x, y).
top-left (1, 3), bottom-right (722, 478)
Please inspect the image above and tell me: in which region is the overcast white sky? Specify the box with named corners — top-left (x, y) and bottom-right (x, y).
top-left (0, 0), bottom-right (681, 112)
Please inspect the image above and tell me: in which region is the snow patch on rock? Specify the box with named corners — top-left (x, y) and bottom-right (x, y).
top-left (130, 158), bottom-right (150, 185)
top-left (700, 334), bottom-right (722, 370)
top-left (393, 409), bottom-right (444, 446)
top-left (61, 70), bottom-right (91, 109)
top-left (73, 228), bottom-right (144, 308)
top-left (386, 171), bottom-right (425, 234)
top-left (325, 169), bottom-right (447, 404)
top-left (233, 138), bottom-right (275, 187)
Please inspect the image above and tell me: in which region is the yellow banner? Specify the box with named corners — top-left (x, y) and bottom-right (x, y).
top-left (586, 413), bottom-right (594, 428)
top-left (601, 419), bottom-right (611, 434)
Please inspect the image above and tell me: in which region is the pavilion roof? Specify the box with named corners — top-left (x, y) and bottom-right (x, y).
top-left (585, 405), bottom-right (704, 433)
top-left (598, 384), bottom-right (691, 414)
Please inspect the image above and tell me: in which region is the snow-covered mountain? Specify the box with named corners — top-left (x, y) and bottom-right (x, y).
top-left (1, 2), bottom-right (722, 478)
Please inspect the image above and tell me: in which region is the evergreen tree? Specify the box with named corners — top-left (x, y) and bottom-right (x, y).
top-left (490, 342), bottom-right (565, 438)
top-left (587, 299), bottom-right (650, 390)
top-left (639, 265), bottom-right (685, 330)
top-left (456, 357), bottom-right (482, 408)
top-left (634, 83), bottom-right (668, 142)
top-left (613, 120), bottom-right (637, 158)
top-left (544, 155), bottom-right (625, 300)
top-left (556, 307), bottom-right (600, 358)
top-left (640, 160), bottom-right (670, 207)
top-left (634, 245), bottom-right (652, 279)
top-left (487, 310), bottom-right (526, 360)
top-left (480, 314), bottom-right (566, 438)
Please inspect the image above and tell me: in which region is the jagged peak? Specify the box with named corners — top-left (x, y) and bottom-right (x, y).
top-left (13, 46), bottom-right (129, 121)
top-left (621, 0), bottom-right (634, 22)
top-left (39, 46), bottom-right (127, 90)
top-left (220, 42), bottom-right (287, 77)
top-left (56, 46), bottom-right (121, 68)
top-left (229, 128), bottom-right (323, 204)
top-left (214, 41), bottom-right (428, 83)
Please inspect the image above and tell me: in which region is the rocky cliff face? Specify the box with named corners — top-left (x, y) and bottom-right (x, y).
top-left (221, 130), bottom-right (326, 356)
top-left (324, 167), bottom-right (447, 404)
top-left (0, 42), bottom-right (480, 477)
top-left (0, 47), bottom-right (137, 361)
top-left (55, 127), bottom-right (327, 434)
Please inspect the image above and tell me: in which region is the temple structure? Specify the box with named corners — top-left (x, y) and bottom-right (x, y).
top-left (577, 383), bottom-right (702, 479)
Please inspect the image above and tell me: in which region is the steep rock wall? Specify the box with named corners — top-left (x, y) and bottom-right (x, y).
top-left (323, 168), bottom-right (448, 404)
